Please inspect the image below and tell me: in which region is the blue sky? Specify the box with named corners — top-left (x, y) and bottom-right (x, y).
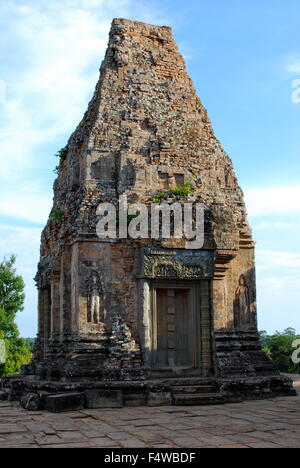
top-left (0, 0), bottom-right (299, 337)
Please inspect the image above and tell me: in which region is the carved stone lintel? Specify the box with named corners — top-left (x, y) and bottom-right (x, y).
top-left (135, 248), bottom-right (214, 279)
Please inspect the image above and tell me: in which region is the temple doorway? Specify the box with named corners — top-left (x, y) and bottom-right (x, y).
top-left (149, 281), bottom-right (213, 377)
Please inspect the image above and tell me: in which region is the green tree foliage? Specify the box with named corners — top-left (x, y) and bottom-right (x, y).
top-left (260, 328), bottom-right (300, 374)
top-left (0, 256), bottom-right (32, 377)
top-left (25, 338), bottom-right (36, 353)
top-left (0, 255), bottom-right (25, 338)
top-left (0, 335), bottom-right (32, 377)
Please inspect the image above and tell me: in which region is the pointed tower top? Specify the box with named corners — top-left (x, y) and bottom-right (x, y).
top-left (111, 17), bottom-right (173, 33)
top-left (48, 17), bottom-right (251, 252)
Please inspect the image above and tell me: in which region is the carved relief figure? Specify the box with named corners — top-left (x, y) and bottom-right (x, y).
top-left (87, 271), bottom-right (104, 324)
top-left (234, 275), bottom-right (251, 329)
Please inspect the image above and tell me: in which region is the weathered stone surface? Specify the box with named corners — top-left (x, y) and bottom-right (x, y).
top-left (0, 390), bottom-right (8, 401)
top-left (147, 392), bottom-right (172, 406)
top-left (45, 393), bottom-right (85, 413)
top-left (32, 18), bottom-right (256, 380)
top-left (20, 393), bottom-right (41, 411)
top-left (0, 17), bottom-right (294, 407)
top-left (123, 393), bottom-right (148, 407)
top-left (219, 375), bottom-right (297, 400)
top-left (85, 390), bottom-right (123, 408)
top-left (0, 378), bottom-right (299, 448)
top-left (172, 393), bottom-right (224, 406)
top-left (135, 248), bottom-right (214, 279)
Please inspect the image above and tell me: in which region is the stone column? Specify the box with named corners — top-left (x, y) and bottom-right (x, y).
top-left (61, 246), bottom-right (72, 337)
top-left (139, 280), bottom-right (151, 367)
top-left (36, 288), bottom-right (45, 359)
top-left (44, 287), bottom-right (51, 355)
top-left (166, 289), bottom-right (176, 367)
top-left (50, 275), bottom-right (61, 341)
top-left (200, 281), bottom-right (213, 376)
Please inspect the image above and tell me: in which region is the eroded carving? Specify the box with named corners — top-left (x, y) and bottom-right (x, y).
top-left (137, 248), bottom-right (214, 279)
top-left (234, 275), bottom-right (251, 329)
top-left (103, 314), bottom-right (141, 379)
top-left (87, 271), bottom-right (104, 324)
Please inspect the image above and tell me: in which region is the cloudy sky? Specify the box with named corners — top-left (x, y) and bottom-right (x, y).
top-left (0, 0), bottom-right (299, 337)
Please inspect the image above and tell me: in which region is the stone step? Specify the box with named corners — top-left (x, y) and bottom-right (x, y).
top-left (0, 390), bottom-right (8, 401)
top-left (172, 393), bottom-right (224, 406)
top-left (149, 377), bottom-right (216, 387)
top-left (171, 385), bottom-right (216, 394)
top-left (45, 392), bottom-right (85, 413)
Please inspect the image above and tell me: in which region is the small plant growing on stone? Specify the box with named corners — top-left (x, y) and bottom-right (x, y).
top-left (151, 190), bottom-right (168, 203)
top-left (50, 209), bottom-right (64, 221)
top-left (151, 198), bottom-right (161, 204)
top-left (169, 180), bottom-right (194, 198)
top-left (151, 180), bottom-right (195, 202)
top-left (55, 146), bottom-right (68, 161)
top-left (127, 212), bottom-right (141, 224)
top-left (116, 210), bottom-right (141, 227)
top-left (53, 146), bottom-right (68, 175)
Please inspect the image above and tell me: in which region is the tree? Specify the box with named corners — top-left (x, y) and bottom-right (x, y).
top-left (260, 329), bottom-right (300, 374)
top-left (0, 335), bottom-right (32, 377)
top-left (25, 338), bottom-right (36, 353)
top-left (0, 255), bottom-right (25, 338)
top-left (0, 256), bottom-right (32, 377)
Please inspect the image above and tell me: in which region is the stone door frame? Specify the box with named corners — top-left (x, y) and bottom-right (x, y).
top-left (139, 279), bottom-right (213, 378)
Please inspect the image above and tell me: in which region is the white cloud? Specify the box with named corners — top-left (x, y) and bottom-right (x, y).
top-left (0, 0), bottom-right (168, 183)
top-left (0, 0), bottom-right (170, 224)
top-left (0, 184), bottom-right (52, 224)
top-left (286, 55), bottom-right (300, 74)
top-left (0, 4), bottom-right (109, 180)
top-left (256, 250), bottom-right (300, 271)
top-left (0, 224), bottom-right (41, 262)
top-left (256, 250), bottom-right (300, 333)
top-left (292, 79), bottom-right (300, 104)
top-left (245, 186), bottom-right (300, 217)
top-left (257, 272), bottom-right (300, 333)
top-left (0, 79), bottom-right (6, 102)
top-left (253, 220), bottom-right (300, 230)
top-left (260, 275), bottom-right (300, 292)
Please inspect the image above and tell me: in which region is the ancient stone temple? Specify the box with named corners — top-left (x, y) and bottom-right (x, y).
top-left (1, 18), bottom-right (295, 411)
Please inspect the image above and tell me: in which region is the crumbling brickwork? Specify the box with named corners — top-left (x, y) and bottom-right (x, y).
top-left (1, 19), bottom-right (294, 410)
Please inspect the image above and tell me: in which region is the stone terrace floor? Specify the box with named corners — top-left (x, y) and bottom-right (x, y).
top-left (0, 375), bottom-right (299, 448)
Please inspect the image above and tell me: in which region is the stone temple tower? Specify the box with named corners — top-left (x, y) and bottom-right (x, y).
top-left (2, 19), bottom-right (295, 411)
